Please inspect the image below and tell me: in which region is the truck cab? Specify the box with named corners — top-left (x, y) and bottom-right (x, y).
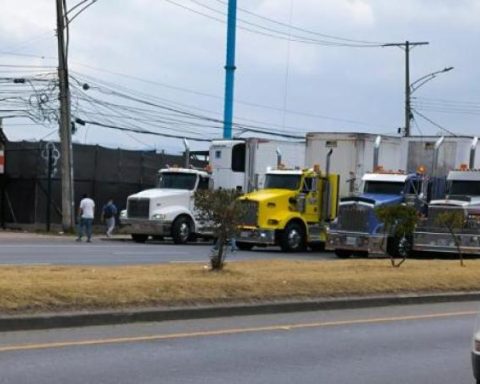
top-left (414, 167), bottom-right (480, 254)
top-left (236, 166), bottom-right (339, 252)
top-left (327, 170), bottom-right (426, 258)
top-left (120, 168), bottom-right (211, 243)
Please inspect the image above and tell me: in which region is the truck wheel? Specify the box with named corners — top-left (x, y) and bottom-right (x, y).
top-left (280, 222), bottom-right (306, 252)
top-left (172, 217), bottom-right (192, 244)
top-left (390, 235), bottom-right (412, 258)
top-left (236, 242), bottom-right (254, 251)
top-left (335, 249), bottom-right (352, 258)
top-left (131, 234), bottom-right (148, 243)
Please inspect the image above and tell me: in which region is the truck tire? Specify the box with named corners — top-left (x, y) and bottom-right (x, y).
top-left (131, 234), bottom-right (148, 243)
top-left (334, 249), bottom-right (352, 258)
top-left (172, 216), bottom-right (192, 244)
top-left (389, 235), bottom-right (412, 258)
top-left (280, 222), bottom-right (306, 252)
top-left (236, 242), bottom-right (254, 251)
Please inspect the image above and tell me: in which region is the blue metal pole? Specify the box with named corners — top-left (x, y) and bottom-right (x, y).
top-left (223, 0), bottom-right (237, 139)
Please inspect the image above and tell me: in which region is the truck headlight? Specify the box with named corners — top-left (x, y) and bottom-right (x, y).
top-left (120, 210), bottom-right (127, 218)
top-left (152, 213), bottom-right (167, 220)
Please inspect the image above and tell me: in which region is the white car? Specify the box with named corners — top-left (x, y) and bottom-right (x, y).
top-left (472, 315), bottom-right (480, 383)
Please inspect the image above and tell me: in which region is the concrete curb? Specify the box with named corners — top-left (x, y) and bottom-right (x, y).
top-left (1, 291), bottom-right (480, 332)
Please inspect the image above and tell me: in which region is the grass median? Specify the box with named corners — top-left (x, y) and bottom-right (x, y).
top-left (1, 259), bottom-right (480, 314)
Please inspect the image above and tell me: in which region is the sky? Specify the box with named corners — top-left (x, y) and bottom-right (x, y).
top-left (0, 0), bottom-right (479, 154)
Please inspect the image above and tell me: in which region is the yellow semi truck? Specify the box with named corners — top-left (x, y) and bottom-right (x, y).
top-left (236, 154), bottom-right (339, 252)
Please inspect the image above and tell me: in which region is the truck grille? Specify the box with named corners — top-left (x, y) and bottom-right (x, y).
top-left (127, 198), bottom-right (150, 219)
top-left (240, 200), bottom-right (258, 227)
top-left (422, 206), bottom-right (465, 232)
top-left (337, 203), bottom-right (370, 232)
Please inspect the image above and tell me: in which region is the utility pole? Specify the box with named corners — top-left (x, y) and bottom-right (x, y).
top-left (383, 40), bottom-right (429, 137)
top-left (56, 0), bottom-right (75, 231)
top-left (222, 0), bottom-right (237, 139)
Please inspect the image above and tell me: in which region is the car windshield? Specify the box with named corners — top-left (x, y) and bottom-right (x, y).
top-left (449, 180), bottom-right (480, 196)
top-left (264, 174), bottom-right (301, 190)
top-left (157, 172), bottom-right (197, 190)
top-left (363, 181), bottom-right (405, 195)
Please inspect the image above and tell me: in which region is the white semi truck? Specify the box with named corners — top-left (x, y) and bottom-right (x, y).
top-left (121, 167), bottom-right (211, 243)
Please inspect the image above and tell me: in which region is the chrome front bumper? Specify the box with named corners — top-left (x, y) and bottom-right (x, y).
top-left (237, 228), bottom-right (276, 245)
top-left (414, 231), bottom-right (480, 254)
top-left (120, 218), bottom-right (173, 236)
top-left (326, 230), bottom-right (386, 255)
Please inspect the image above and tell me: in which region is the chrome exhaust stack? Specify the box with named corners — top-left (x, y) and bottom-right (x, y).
top-left (183, 138), bottom-right (190, 168)
top-left (373, 135), bottom-right (382, 171)
top-left (470, 137), bottom-right (478, 169)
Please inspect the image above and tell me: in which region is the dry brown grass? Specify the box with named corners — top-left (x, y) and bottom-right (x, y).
top-left (1, 259), bottom-right (480, 313)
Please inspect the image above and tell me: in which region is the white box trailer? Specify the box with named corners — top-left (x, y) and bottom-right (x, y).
top-left (210, 138), bottom-right (305, 192)
top-left (400, 136), bottom-right (480, 177)
top-left (305, 132), bottom-right (402, 197)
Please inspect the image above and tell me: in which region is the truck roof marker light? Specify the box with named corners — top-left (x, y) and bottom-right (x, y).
top-left (374, 165), bottom-right (384, 173)
top-left (416, 165), bottom-right (427, 175)
top-left (313, 164), bottom-right (321, 173)
top-left (459, 163), bottom-right (469, 171)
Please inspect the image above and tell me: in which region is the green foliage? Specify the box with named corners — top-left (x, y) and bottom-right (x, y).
top-left (375, 204), bottom-right (419, 237)
top-left (434, 210), bottom-right (466, 267)
top-left (374, 204), bottom-right (420, 267)
top-left (435, 210), bottom-right (465, 231)
top-left (194, 189), bottom-right (245, 270)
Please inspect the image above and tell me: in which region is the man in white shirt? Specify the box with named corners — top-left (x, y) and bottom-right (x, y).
top-left (76, 193), bottom-right (95, 242)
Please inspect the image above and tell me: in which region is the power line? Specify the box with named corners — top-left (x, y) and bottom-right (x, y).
top-left (411, 108), bottom-right (457, 136)
top-left (211, 0), bottom-right (383, 45)
top-left (164, 0), bottom-right (385, 47)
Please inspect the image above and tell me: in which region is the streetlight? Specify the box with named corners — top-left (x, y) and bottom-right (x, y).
top-left (405, 66), bottom-right (454, 137)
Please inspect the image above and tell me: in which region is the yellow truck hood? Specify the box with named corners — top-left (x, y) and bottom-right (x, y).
top-left (242, 189), bottom-right (294, 202)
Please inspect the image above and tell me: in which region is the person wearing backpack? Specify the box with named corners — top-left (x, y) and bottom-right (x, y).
top-left (101, 198), bottom-right (118, 238)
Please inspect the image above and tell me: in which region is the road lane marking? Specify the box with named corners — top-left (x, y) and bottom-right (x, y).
top-left (0, 310), bottom-right (476, 353)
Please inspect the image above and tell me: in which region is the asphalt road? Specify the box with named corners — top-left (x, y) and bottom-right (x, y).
top-left (0, 234), bottom-right (334, 265)
top-left (0, 301), bottom-right (478, 383)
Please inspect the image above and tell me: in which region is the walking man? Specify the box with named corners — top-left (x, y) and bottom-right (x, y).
top-left (101, 198), bottom-right (118, 238)
top-left (76, 193), bottom-right (95, 242)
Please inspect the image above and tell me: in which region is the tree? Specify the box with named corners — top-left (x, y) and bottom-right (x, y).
top-left (375, 205), bottom-right (419, 268)
top-left (435, 210), bottom-right (466, 267)
top-left (194, 189), bottom-right (245, 270)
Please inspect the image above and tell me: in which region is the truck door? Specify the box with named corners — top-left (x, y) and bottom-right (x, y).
top-left (301, 176), bottom-right (319, 223)
top-left (192, 175), bottom-right (210, 211)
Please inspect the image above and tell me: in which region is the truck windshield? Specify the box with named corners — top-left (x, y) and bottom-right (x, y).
top-left (363, 181), bottom-right (405, 195)
top-left (157, 173), bottom-right (197, 190)
top-left (449, 180), bottom-right (480, 196)
top-left (264, 174), bottom-right (301, 190)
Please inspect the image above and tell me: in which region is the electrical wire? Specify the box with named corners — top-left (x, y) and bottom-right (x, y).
top-left (164, 0), bottom-right (384, 47)
top-left (411, 108), bottom-right (457, 136)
